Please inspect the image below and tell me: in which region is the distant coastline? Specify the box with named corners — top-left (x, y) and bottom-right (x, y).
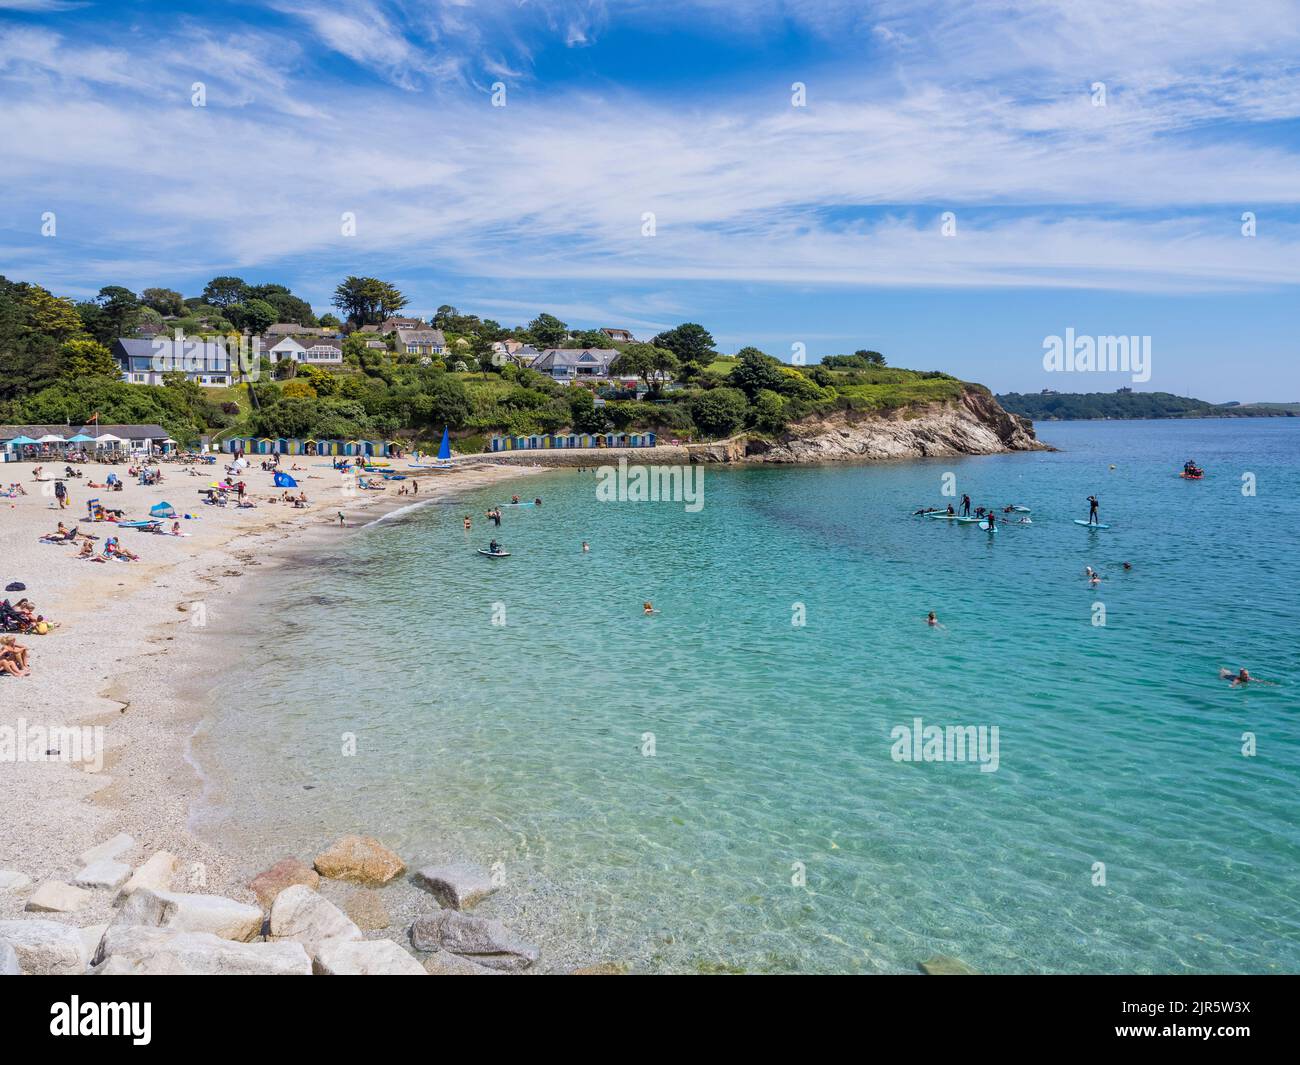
top-left (997, 390), bottom-right (1300, 421)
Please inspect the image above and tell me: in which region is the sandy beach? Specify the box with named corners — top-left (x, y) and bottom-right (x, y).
top-left (0, 455), bottom-right (544, 937)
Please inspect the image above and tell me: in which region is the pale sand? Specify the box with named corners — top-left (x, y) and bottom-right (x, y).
top-left (0, 456), bottom-right (543, 928)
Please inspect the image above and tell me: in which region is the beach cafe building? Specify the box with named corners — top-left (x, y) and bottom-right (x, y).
top-left (221, 436), bottom-right (401, 458)
top-left (0, 424), bottom-right (175, 460)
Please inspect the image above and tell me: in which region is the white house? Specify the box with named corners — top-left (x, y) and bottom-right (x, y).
top-left (266, 336), bottom-right (344, 365)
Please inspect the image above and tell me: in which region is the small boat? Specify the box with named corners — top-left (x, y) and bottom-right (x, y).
top-left (411, 428), bottom-right (454, 470)
top-left (477, 549), bottom-right (511, 558)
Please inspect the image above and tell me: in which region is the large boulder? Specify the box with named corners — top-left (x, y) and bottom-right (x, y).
top-left (411, 864), bottom-right (497, 911)
top-left (313, 836), bottom-right (405, 886)
top-left (113, 888), bottom-right (263, 943)
top-left (92, 926), bottom-right (311, 975)
top-left (250, 858), bottom-right (320, 908)
top-left (0, 919), bottom-right (86, 975)
top-left (73, 860), bottom-right (131, 891)
top-left (314, 938), bottom-right (425, 975)
top-left (79, 833), bottom-right (134, 865)
top-left (409, 911), bottom-right (539, 971)
top-left (117, 851), bottom-right (179, 901)
top-left (268, 884), bottom-right (362, 958)
top-left (25, 881), bottom-right (92, 914)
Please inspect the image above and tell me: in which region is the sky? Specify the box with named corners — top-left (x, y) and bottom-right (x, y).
top-left (1, 0), bottom-right (1298, 401)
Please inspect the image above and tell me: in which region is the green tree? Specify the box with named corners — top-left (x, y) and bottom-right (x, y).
top-left (727, 347), bottom-right (785, 399)
top-left (332, 276), bottom-right (409, 326)
top-left (527, 312), bottom-right (568, 348)
top-left (688, 387), bottom-right (748, 438)
top-left (202, 276), bottom-right (248, 308)
top-left (141, 287), bottom-right (184, 316)
top-left (614, 342), bottom-right (679, 393)
top-left (58, 338), bottom-right (118, 379)
top-left (652, 323), bottom-right (715, 365)
top-left (568, 387), bottom-right (609, 433)
top-left (318, 313), bottom-right (342, 329)
top-left (751, 388), bottom-right (786, 432)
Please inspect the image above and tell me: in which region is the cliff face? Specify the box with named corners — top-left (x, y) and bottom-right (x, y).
top-left (739, 387), bottom-right (1046, 464)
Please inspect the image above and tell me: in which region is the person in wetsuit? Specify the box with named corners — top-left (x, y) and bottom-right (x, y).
top-left (960, 494), bottom-right (971, 516)
top-left (1087, 495), bottom-right (1100, 524)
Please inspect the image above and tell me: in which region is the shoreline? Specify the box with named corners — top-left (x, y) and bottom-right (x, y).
top-left (0, 457), bottom-right (548, 940)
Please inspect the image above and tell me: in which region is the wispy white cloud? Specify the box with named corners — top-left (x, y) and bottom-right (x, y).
top-left (1, 1), bottom-right (1298, 303)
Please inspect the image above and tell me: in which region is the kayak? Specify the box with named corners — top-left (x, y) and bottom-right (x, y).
top-left (476, 549), bottom-right (511, 558)
top-left (1073, 519), bottom-right (1111, 529)
top-left (979, 520), bottom-right (997, 532)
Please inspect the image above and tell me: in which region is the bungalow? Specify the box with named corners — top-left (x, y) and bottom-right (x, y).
top-left (265, 336), bottom-right (344, 365)
top-left (397, 328), bottom-right (447, 356)
top-left (532, 347), bottom-right (622, 381)
top-left (265, 322), bottom-right (328, 337)
top-left (112, 338), bottom-right (235, 387)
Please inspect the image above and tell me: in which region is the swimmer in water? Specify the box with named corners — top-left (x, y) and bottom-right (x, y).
top-left (1122, 561), bottom-right (1133, 571)
top-left (582, 541), bottom-right (590, 552)
top-left (643, 601), bottom-right (658, 616)
top-left (1219, 668), bottom-right (1267, 687)
top-left (926, 611), bottom-right (943, 628)
top-left (511, 495), bottom-right (520, 504)
top-left (463, 515), bottom-right (471, 530)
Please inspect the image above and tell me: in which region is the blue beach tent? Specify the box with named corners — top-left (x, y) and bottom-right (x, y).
top-left (273, 471), bottom-right (298, 488)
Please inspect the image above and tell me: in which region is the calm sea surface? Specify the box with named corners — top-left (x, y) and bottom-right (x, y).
top-left (193, 419), bottom-right (1300, 973)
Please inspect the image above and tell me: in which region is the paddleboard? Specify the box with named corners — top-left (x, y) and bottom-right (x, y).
top-left (1009, 506), bottom-right (1031, 512)
top-left (500, 502), bottom-right (538, 507)
top-left (476, 549), bottom-right (511, 557)
top-left (955, 516), bottom-right (983, 523)
top-left (1073, 519), bottom-right (1111, 529)
top-left (927, 512), bottom-right (960, 519)
top-left (979, 520), bottom-right (997, 532)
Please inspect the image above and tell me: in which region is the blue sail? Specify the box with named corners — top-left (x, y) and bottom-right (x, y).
top-left (437, 427), bottom-right (451, 461)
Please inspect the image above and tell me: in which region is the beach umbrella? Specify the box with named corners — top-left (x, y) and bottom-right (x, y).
top-left (66, 433), bottom-right (95, 443)
top-left (37, 434), bottom-right (66, 443)
top-left (273, 471), bottom-right (298, 488)
top-left (3, 435), bottom-right (38, 447)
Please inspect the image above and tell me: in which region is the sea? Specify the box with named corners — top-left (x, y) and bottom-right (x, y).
top-left (190, 418), bottom-right (1300, 973)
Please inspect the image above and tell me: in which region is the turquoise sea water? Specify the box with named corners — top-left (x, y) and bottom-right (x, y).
top-left (195, 419), bottom-right (1300, 973)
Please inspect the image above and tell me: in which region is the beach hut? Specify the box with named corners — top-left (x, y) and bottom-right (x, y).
top-left (276, 438), bottom-right (289, 455)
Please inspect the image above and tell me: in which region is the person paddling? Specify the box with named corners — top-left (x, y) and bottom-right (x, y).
top-left (960, 494), bottom-right (971, 517)
top-left (1087, 495), bottom-right (1100, 525)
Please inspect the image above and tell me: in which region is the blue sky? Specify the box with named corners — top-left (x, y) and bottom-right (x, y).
top-left (1, 0), bottom-right (1298, 401)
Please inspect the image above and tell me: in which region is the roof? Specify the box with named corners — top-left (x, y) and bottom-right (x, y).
top-left (113, 338), bottom-right (234, 374)
top-left (601, 328), bottom-right (635, 341)
top-left (265, 322), bottom-right (326, 335)
top-left (396, 328), bottom-right (447, 345)
top-left (0, 423), bottom-right (170, 441)
top-left (533, 347), bottom-right (621, 371)
top-left (381, 317), bottom-right (424, 331)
